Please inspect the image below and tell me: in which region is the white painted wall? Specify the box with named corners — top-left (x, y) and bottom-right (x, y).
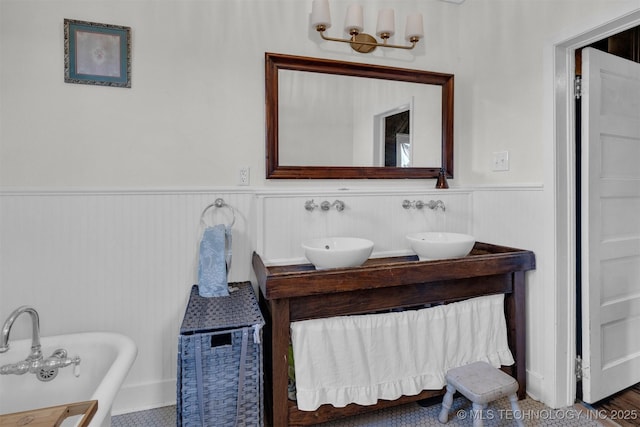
top-left (2, 0), bottom-right (640, 415)
top-left (0, 0), bottom-right (529, 187)
top-left (3, 0), bottom-right (638, 188)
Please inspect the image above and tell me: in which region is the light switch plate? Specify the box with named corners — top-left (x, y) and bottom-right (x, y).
top-left (492, 151), bottom-right (509, 172)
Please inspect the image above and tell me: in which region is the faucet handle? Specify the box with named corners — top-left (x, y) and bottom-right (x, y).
top-left (304, 199), bottom-right (318, 211)
top-left (317, 200), bottom-right (346, 211)
top-left (402, 199), bottom-right (444, 210)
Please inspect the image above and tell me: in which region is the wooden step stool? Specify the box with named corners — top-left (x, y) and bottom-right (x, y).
top-left (438, 361), bottom-right (524, 427)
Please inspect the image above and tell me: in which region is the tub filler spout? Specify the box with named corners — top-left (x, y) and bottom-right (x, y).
top-left (0, 307), bottom-right (81, 382)
top-left (0, 306), bottom-right (41, 361)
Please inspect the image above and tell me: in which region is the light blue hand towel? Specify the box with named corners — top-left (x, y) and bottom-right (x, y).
top-left (198, 224), bottom-right (229, 297)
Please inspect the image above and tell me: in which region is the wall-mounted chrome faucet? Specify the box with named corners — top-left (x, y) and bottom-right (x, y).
top-left (305, 199), bottom-right (345, 212)
top-left (402, 199), bottom-right (446, 211)
top-left (321, 200), bottom-right (345, 211)
top-left (0, 306), bottom-right (41, 360)
top-left (0, 306), bottom-right (80, 381)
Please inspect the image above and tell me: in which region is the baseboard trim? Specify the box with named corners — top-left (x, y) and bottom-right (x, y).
top-left (526, 369), bottom-right (545, 402)
top-left (112, 379), bottom-right (176, 415)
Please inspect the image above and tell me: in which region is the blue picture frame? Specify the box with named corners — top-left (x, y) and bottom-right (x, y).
top-left (64, 19), bottom-right (131, 88)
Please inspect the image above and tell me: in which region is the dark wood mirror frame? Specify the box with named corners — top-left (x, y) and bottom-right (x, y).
top-left (265, 52), bottom-right (454, 179)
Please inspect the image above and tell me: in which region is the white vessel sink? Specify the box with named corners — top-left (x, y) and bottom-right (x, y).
top-left (406, 232), bottom-right (475, 261)
top-left (302, 237), bottom-right (374, 269)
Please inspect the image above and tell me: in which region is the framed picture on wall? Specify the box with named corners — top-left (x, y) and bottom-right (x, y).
top-left (64, 19), bottom-right (131, 88)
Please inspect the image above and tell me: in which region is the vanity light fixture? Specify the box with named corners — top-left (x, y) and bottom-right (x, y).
top-left (310, 0), bottom-right (424, 54)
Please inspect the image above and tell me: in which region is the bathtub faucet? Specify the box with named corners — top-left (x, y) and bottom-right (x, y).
top-left (0, 348), bottom-right (80, 379)
top-left (0, 305), bottom-right (42, 361)
top-left (0, 307), bottom-right (80, 381)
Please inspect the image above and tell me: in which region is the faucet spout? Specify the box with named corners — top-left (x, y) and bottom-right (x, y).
top-left (427, 200), bottom-right (446, 211)
top-left (0, 306), bottom-right (42, 361)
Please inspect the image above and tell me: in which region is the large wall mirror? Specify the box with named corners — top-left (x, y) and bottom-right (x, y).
top-left (265, 52), bottom-right (454, 179)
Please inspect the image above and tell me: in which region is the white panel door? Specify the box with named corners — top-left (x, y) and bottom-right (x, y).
top-left (581, 47), bottom-right (640, 403)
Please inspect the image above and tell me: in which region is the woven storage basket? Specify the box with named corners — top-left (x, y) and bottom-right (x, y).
top-left (177, 282), bottom-right (265, 427)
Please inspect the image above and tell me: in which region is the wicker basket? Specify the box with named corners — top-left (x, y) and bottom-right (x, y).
top-left (177, 282), bottom-right (265, 427)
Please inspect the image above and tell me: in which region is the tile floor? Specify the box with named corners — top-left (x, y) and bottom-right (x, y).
top-left (112, 396), bottom-right (608, 426)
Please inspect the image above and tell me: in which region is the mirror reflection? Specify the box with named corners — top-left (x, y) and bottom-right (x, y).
top-left (278, 70), bottom-right (442, 168)
top-left (381, 108), bottom-right (411, 167)
top-left (265, 53), bottom-right (454, 179)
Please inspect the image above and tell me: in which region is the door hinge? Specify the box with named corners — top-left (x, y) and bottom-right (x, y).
top-left (576, 355), bottom-right (589, 380)
top-left (576, 356), bottom-right (583, 380)
top-left (575, 75), bottom-right (582, 99)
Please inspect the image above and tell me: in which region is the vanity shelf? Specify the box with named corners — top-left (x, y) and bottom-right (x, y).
top-left (253, 242), bottom-right (535, 426)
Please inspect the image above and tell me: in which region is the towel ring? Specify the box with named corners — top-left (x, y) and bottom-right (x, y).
top-left (200, 198), bottom-right (236, 228)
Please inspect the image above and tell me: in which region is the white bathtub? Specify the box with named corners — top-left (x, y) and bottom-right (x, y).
top-left (0, 332), bottom-right (137, 427)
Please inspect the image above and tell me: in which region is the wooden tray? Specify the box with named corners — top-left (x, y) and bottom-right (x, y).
top-left (0, 400), bottom-right (97, 427)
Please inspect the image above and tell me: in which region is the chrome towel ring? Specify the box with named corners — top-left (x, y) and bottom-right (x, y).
top-left (200, 198), bottom-right (236, 228)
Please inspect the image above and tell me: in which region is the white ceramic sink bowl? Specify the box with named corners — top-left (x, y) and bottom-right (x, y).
top-left (302, 237), bottom-right (374, 269)
top-left (406, 232), bottom-right (475, 261)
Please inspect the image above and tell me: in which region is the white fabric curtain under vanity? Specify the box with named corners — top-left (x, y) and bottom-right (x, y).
top-left (290, 294), bottom-right (514, 411)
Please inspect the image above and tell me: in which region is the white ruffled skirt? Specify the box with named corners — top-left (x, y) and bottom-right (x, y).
top-left (290, 294), bottom-right (514, 411)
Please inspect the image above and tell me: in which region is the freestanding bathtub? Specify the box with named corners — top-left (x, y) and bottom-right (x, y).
top-left (0, 331), bottom-right (137, 427)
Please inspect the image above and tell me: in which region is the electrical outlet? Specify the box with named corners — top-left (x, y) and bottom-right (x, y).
top-left (492, 151), bottom-right (509, 171)
top-left (238, 166), bottom-right (250, 186)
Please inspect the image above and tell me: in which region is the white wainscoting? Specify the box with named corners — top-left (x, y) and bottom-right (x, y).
top-left (470, 186), bottom-right (548, 401)
top-left (0, 189), bottom-right (256, 413)
top-left (0, 185), bottom-right (548, 412)
top-left (256, 189), bottom-right (472, 265)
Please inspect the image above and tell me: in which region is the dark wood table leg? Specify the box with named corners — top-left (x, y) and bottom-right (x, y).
top-left (270, 298), bottom-right (291, 426)
top-left (510, 271), bottom-right (527, 399)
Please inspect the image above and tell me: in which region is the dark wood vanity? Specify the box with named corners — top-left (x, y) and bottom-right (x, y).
top-left (253, 242), bottom-right (535, 426)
